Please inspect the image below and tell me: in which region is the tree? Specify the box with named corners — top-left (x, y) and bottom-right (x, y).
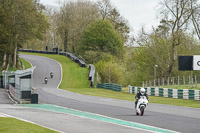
top-left (96, 0), bottom-right (130, 43)
top-left (0, 2), bottom-right (8, 69)
top-left (0, 0), bottom-right (48, 69)
top-left (190, 0), bottom-right (200, 40)
top-left (80, 19), bottom-right (124, 63)
top-left (159, 0), bottom-right (195, 78)
top-left (95, 60), bottom-right (124, 84)
top-left (126, 30), bottom-right (200, 86)
top-left (57, 0), bottom-right (99, 53)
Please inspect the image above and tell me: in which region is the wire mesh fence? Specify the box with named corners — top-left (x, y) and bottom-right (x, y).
top-left (143, 75), bottom-right (200, 88)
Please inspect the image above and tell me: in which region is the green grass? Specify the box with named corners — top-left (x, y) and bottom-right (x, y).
top-left (5, 58), bottom-right (32, 72)
top-left (159, 84), bottom-right (200, 90)
top-left (20, 52), bottom-right (90, 88)
top-left (19, 58), bottom-right (32, 69)
top-left (0, 117), bottom-right (57, 133)
top-left (20, 52), bottom-right (200, 108)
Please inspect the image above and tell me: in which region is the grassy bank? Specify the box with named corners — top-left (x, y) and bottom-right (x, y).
top-left (20, 52), bottom-right (89, 88)
top-left (20, 52), bottom-right (200, 108)
top-left (19, 58), bottom-right (32, 69)
top-left (0, 117), bottom-right (57, 133)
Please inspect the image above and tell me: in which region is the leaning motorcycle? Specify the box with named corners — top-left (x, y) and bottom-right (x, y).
top-left (136, 96), bottom-right (148, 116)
top-left (44, 77), bottom-right (48, 84)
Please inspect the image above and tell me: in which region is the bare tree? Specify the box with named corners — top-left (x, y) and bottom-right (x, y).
top-left (96, 0), bottom-right (130, 43)
top-left (190, 0), bottom-right (200, 40)
top-left (96, 0), bottom-right (112, 20)
top-left (159, 0), bottom-right (194, 78)
top-left (57, 0), bottom-right (99, 53)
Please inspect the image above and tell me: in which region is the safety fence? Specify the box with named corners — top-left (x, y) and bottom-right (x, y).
top-left (20, 49), bottom-right (86, 67)
top-left (97, 83), bottom-right (122, 92)
top-left (128, 85), bottom-right (200, 100)
top-left (143, 75), bottom-right (200, 87)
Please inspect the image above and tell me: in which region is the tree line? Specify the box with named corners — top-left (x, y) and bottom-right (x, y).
top-left (1, 0), bottom-right (200, 87)
top-left (0, 0), bottom-right (48, 70)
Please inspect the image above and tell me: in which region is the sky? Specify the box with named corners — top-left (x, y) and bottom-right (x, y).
top-left (39, 0), bottom-right (161, 35)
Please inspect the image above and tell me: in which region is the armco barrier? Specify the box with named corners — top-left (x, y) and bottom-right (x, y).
top-left (97, 83), bottom-right (122, 92)
top-left (20, 49), bottom-right (94, 85)
top-left (128, 85), bottom-right (200, 100)
top-left (20, 49), bottom-right (86, 67)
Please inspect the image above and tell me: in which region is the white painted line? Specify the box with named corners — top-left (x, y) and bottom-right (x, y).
top-left (56, 60), bottom-right (62, 89)
top-left (21, 104), bottom-right (180, 133)
top-left (22, 57), bottom-right (33, 67)
top-left (0, 113), bottom-right (9, 117)
top-left (0, 112), bottom-right (64, 133)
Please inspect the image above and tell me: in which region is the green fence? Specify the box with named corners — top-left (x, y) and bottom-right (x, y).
top-left (97, 83), bottom-right (122, 92)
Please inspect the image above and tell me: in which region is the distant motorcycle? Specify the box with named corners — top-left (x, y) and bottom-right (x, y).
top-left (50, 72), bottom-right (53, 79)
top-left (136, 96), bottom-right (148, 116)
top-left (44, 77), bottom-right (48, 84)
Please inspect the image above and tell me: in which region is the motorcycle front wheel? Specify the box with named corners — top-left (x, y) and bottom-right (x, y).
top-left (140, 106), bottom-right (144, 116)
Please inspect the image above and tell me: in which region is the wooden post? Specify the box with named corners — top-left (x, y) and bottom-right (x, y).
top-left (191, 71), bottom-right (193, 88)
top-left (195, 75), bottom-right (197, 88)
top-left (168, 77), bottom-right (169, 86)
top-left (162, 78), bottom-right (164, 86)
top-left (158, 78), bottom-right (160, 87)
top-left (183, 76), bottom-right (185, 85)
top-left (178, 76), bottom-right (179, 85)
top-left (189, 75), bottom-right (191, 86)
top-left (173, 77), bottom-right (174, 85)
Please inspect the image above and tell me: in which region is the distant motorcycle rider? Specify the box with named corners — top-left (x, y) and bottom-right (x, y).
top-left (44, 76), bottom-right (48, 84)
top-left (50, 72), bottom-right (53, 79)
top-left (135, 88), bottom-right (149, 108)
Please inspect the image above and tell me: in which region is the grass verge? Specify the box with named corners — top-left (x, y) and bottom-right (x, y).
top-left (0, 117), bottom-right (57, 133)
top-left (159, 84), bottom-right (200, 90)
top-left (19, 58), bottom-right (32, 69)
top-left (20, 52), bottom-right (89, 88)
top-left (20, 52), bottom-right (200, 108)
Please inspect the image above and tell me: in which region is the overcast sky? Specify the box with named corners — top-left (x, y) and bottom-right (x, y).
top-left (40, 0), bottom-right (161, 35)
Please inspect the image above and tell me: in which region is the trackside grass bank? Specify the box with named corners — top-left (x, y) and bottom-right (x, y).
top-left (159, 85), bottom-right (200, 90)
top-left (20, 52), bottom-right (90, 88)
top-left (19, 58), bottom-right (32, 69)
top-left (0, 118), bottom-right (57, 133)
top-left (20, 52), bottom-right (200, 108)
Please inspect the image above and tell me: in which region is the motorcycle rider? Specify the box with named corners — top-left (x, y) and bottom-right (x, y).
top-left (50, 72), bottom-right (53, 79)
top-left (135, 88), bottom-right (149, 108)
top-left (44, 76), bottom-right (48, 84)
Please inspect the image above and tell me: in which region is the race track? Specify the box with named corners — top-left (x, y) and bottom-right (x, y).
top-left (2, 54), bottom-right (200, 133)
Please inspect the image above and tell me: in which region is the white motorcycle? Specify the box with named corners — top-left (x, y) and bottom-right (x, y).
top-left (136, 96), bottom-right (148, 116)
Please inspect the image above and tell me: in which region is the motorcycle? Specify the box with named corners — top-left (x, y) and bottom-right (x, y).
top-left (136, 96), bottom-right (148, 116)
top-left (50, 72), bottom-right (53, 79)
top-left (44, 77), bottom-right (48, 84)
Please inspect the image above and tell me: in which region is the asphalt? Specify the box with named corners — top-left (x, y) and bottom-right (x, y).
top-left (0, 88), bottom-right (15, 104)
top-left (2, 54), bottom-right (199, 133)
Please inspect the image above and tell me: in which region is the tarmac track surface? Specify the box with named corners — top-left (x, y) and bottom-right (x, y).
top-left (15, 54), bottom-right (200, 133)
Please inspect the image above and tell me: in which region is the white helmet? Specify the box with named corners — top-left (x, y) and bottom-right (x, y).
top-left (140, 88), bottom-right (145, 95)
